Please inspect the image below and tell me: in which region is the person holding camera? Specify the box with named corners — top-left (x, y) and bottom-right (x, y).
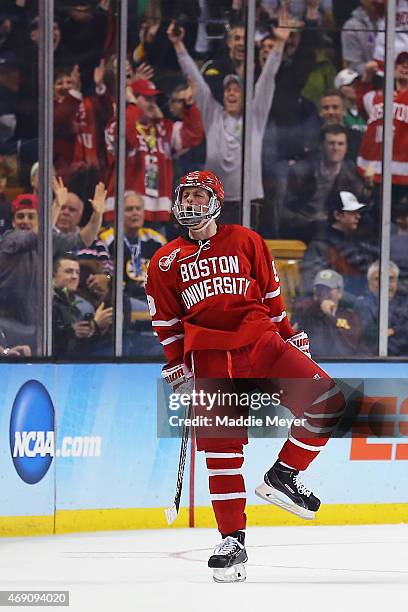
top-left (52, 254), bottom-right (112, 358)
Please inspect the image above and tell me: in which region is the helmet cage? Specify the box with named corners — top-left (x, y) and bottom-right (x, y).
top-left (172, 182), bottom-right (221, 227)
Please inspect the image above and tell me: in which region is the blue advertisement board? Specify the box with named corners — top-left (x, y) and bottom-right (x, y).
top-left (0, 361), bottom-right (407, 535)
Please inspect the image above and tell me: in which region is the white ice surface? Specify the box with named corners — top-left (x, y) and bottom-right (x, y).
top-left (0, 525), bottom-right (407, 612)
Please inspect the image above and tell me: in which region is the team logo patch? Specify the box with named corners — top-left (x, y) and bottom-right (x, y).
top-left (159, 248), bottom-right (181, 272)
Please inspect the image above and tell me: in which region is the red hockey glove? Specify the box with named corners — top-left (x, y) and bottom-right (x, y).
top-left (287, 331), bottom-right (312, 359)
top-left (162, 363), bottom-right (194, 396)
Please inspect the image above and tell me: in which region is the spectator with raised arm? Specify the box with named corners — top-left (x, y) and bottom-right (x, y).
top-left (53, 176), bottom-right (113, 303)
top-left (125, 75), bottom-right (204, 228)
top-left (53, 61), bottom-right (113, 179)
top-left (0, 180), bottom-right (106, 351)
top-left (167, 7), bottom-right (290, 228)
top-left (200, 21), bottom-right (245, 103)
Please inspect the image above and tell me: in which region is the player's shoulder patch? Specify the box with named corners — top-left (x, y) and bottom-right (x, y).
top-left (150, 237), bottom-right (183, 272)
top-left (158, 247), bottom-right (181, 272)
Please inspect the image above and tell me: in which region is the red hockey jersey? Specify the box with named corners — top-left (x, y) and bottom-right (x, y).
top-left (145, 224), bottom-right (294, 368)
top-left (54, 86), bottom-right (113, 176)
top-left (125, 104), bottom-right (204, 222)
top-left (73, 86), bottom-right (113, 170)
top-left (357, 88), bottom-right (408, 185)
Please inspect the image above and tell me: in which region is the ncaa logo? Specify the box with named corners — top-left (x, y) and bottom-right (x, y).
top-left (9, 380), bottom-right (55, 485)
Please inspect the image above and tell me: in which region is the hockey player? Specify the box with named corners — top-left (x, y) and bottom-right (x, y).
top-left (145, 171), bottom-right (345, 583)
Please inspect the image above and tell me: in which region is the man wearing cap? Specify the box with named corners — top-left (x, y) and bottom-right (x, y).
top-left (125, 77), bottom-right (203, 226)
top-left (301, 190), bottom-right (378, 295)
top-left (292, 268), bottom-right (366, 358)
top-left (357, 50), bottom-right (408, 186)
top-left (334, 68), bottom-right (367, 136)
top-left (167, 13), bottom-right (289, 227)
top-left (0, 189), bottom-right (105, 349)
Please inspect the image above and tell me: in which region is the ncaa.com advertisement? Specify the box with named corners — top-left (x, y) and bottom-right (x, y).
top-left (0, 364), bottom-right (188, 522)
top-left (0, 362), bottom-right (407, 526)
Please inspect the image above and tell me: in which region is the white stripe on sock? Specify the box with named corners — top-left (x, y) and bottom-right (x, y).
top-left (304, 408), bottom-right (344, 419)
top-left (288, 435), bottom-right (323, 451)
top-left (210, 492), bottom-right (247, 501)
top-left (278, 460), bottom-right (296, 469)
top-left (208, 469), bottom-right (242, 476)
top-left (205, 452), bottom-right (243, 459)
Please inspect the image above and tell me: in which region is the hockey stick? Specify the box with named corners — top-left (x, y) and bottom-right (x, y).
top-left (165, 400), bottom-right (192, 525)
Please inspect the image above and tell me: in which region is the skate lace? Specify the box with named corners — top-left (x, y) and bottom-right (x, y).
top-left (214, 536), bottom-right (241, 556)
top-left (293, 474), bottom-right (311, 497)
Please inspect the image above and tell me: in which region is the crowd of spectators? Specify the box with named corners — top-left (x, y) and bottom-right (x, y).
top-left (0, 0), bottom-right (407, 358)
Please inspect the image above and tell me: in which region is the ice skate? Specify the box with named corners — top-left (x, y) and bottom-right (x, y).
top-left (208, 531), bottom-right (247, 583)
top-left (255, 460), bottom-right (320, 520)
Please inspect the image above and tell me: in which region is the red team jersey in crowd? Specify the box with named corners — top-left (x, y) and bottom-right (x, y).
top-left (357, 87), bottom-right (408, 184)
top-left (73, 89), bottom-right (113, 169)
top-left (125, 104), bottom-right (204, 222)
top-left (145, 224), bottom-right (294, 368)
top-left (54, 87), bottom-right (113, 176)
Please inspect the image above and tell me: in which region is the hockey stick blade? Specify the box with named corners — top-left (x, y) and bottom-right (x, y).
top-left (165, 504), bottom-right (178, 526)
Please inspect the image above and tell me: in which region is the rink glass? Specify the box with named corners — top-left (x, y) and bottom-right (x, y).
top-left (0, 0), bottom-right (403, 361)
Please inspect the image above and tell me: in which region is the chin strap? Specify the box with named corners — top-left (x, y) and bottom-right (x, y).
top-left (189, 214), bottom-right (219, 235)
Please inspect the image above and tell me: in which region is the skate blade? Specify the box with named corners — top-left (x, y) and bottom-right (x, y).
top-left (255, 482), bottom-right (315, 520)
top-left (212, 564), bottom-right (247, 583)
